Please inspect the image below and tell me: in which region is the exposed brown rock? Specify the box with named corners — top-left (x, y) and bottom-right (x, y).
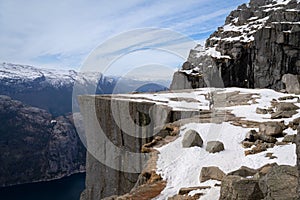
top-left (200, 166), bottom-right (225, 182)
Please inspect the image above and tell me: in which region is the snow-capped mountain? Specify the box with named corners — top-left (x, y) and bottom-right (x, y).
top-left (171, 0), bottom-right (300, 91)
top-left (0, 63), bottom-right (169, 116)
top-left (0, 62), bottom-right (103, 88)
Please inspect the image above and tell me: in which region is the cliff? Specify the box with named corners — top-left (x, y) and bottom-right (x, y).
top-left (171, 0), bottom-right (300, 91)
top-left (0, 95), bottom-right (86, 187)
top-left (78, 92), bottom-right (205, 199)
top-left (79, 88), bottom-right (300, 199)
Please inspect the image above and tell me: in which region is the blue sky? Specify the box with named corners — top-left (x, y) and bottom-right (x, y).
top-left (0, 0), bottom-right (248, 75)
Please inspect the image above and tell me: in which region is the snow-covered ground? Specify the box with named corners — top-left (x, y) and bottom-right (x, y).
top-left (148, 88), bottom-right (300, 199)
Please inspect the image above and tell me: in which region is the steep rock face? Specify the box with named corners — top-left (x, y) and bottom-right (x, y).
top-left (171, 0), bottom-right (300, 91)
top-left (78, 94), bottom-right (202, 199)
top-left (0, 95), bottom-right (85, 187)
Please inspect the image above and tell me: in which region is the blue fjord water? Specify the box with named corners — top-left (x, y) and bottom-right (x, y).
top-left (0, 173), bottom-right (85, 200)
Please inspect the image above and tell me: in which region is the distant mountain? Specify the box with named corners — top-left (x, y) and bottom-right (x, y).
top-left (0, 95), bottom-right (85, 187)
top-left (135, 83), bottom-right (168, 93)
top-left (0, 63), bottom-right (169, 116)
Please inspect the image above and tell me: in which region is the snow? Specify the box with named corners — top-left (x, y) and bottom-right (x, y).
top-left (152, 87), bottom-right (299, 199)
top-left (204, 47), bottom-right (231, 59)
top-left (262, 0), bottom-right (293, 8)
top-left (155, 122), bottom-right (296, 199)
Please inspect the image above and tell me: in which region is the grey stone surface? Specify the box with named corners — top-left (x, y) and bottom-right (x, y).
top-left (220, 164), bottom-right (298, 200)
top-left (78, 95), bottom-right (202, 199)
top-left (259, 165), bottom-right (298, 199)
top-left (259, 121), bottom-right (284, 136)
top-left (170, 0), bottom-right (300, 91)
top-left (227, 166), bottom-right (258, 178)
top-left (200, 166), bottom-right (225, 182)
top-left (182, 130), bottom-right (203, 148)
top-left (206, 141), bottom-right (224, 153)
top-left (219, 175), bottom-right (263, 200)
top-left (282, 74), bottom-right (300, 94)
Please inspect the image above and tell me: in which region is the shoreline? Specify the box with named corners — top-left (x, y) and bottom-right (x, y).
top-left (0, 169), bottom-right (86, 189)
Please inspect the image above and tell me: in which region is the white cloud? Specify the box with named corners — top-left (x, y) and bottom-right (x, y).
top-left (0, 0), bottom-right (248, 71)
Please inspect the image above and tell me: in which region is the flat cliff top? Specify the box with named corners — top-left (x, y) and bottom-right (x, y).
top-left (80, 87), bottom-right (294, 112)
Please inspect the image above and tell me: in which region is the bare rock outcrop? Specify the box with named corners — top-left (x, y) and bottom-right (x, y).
top-left (170, 0), bottom-right (300, 91)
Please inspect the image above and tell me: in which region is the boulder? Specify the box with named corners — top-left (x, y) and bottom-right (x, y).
top-left (206, 141), bottom-right (224, 153)
top-left (182, 61), bottom-right (193, 70)
top-left (244, 130), bottom-right (259, 142)
top-left (282, 74), bottom-right (300, 94)
top-left (282, 134), bottom-right (296, 143)
top-left (219, 175), bottom-right (264, 200)
top-left (182, 130), bottom-right (203, 148)
top-left (271, 110), bottom-right (297, 119)
top-left (257, 163), bottom-right (278, 175)
top-left (275, 102), bottom-right (299, 112)
top-left (259, 165), bottom-right (298, 199)
top-left (241, 141), bottom-right (254, 148)
top-left (227, 166), bottom-right (258, 178)
top-left (258, 134), bottom-right (277, 143)
top-left (256, 107), bottom-right (268, 114)
top-left (259, 122), bottom-right (284, 136)
top-left (200, 166), bottom-right (225, 182)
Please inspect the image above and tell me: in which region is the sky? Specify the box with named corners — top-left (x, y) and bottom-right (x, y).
top-left (0, 0), bottom-right (248, 78)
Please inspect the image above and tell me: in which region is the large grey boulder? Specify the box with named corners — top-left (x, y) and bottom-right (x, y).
top-left (259, 122), bottom-right (284, 137)
top-left (227, 166), bottom-right (258, 178)
top-left (282, 74), bottom-right (300, 94)
top-left (206, 141), bottom-right (224, 153)
top-left (219, 175), bottom-right (264, 200)
top-left (275, 102), bottom-right (299, 112)
top-left (259, 165), bottom-right (298, 199)
top-left (200, 166), bottom-right (225, 182)
top-left (182, 130), bottom-right (203, 148)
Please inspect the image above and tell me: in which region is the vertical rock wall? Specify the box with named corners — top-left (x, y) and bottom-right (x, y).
top-left (78, 95), bottom-right (200, 199)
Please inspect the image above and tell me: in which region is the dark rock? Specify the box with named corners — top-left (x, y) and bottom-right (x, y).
top-left (182, 61), bottom-right (193, 70)
top-left (282, 134), bottom-right (296, 143)
top-left (242, 141), bottom-right (254, 148)
top-left (182, 130), bottom-right (203, 148)
top-left (244, 129), bottom-right (259, 142)
top-left (258, 134), bottom-right (277, 143)
top-left (271, 110), bottom-right (298, 119)
top-left (227, 166), bottom-right (258, 178)
top-left (259, 122), bottom-right (284, 136)
top-left (256, 107), bottom-right (268, 114)
top-left (0, 96), bottom-right (86, 187)
top-left (170, 0), bottom-right (300, 91)
top-left (206, 141), bottom-right (225, 153)
top-left (219, 175), bottom-right (264, 200)
top-left (275, 102), bottom-right (299, 112)
top-left (200, 166), bottom-right (225, 182)
top-left (259, 165), bottom-right (298, 199)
